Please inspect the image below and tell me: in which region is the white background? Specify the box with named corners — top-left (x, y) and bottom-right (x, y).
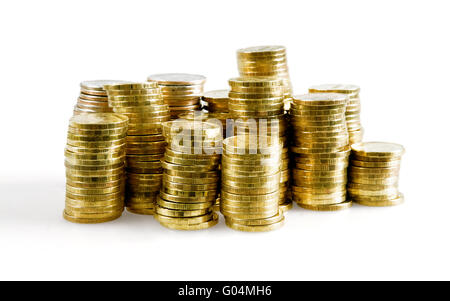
top-left (0, 0), bottom-right (449, 281)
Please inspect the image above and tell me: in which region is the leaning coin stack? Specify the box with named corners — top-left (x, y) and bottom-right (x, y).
top-left (290, 93), bottom-right (352, 211)
top-left (309, 84), bottom-right (364, 145)
top-left (155, 120), bottom-right (221, 230)
top-left (73, 80), bottom-right (129, 115)
top-left (221, 135), bottom-right (284, 232)
top-left (104, 82), bottom-right (170, 215)
top-left (228, 77), bottom-right (292, 211)
top-left (64, 113), bottom-right (128, 223)
top-left (348, 142), bottom-right (405, 206)
top-left (147, 73), bottom-right (206, 119)
top-left (236, 45), bottom-right (293, 110)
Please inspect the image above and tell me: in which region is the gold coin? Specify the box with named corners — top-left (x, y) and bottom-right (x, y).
top-left (65, 197), bottom-right (122, 208)
top-left (163, 169), bottom-right (218, 178)
top-left (291, 185), bottom-right (345, 194)
top-left (162, 180), bottom-right (217, 191)
top-left (162, 174), bottom-right (218, 185)
top-left (157, 196), bottom-right (215, 210)
top-left (221, 184), bottom-right (277, 195)
top-left (225, 209), bottom-right (284, 226)
top-left (237, 45), bottom-right (286, 56)
top-left (157, 213), bottom-right (218, 230)
top-left (159, 191), bottom-right (215, 203)
top-left (229, 77), bottom-right (283, 88)
top-left (67, 126), bottom-right (127, 137)
top-left (297, 200), bottom-right (352, 211)
top-left (63, 210), bottom-right (121, 224)
top-left (293, 93), bottom-right (347, 106)
top-left (147, 73), bottom-right (206, 85)
top-left (351, 142), bottom-right (405, 158)
top-left (155, 206), bottom-right (211, 218)
top-left (65, 184), bottom-right (124, 195)
top-left (126, 207), bottom-right (155, 215)
top-left (225, 216), bottom-right (284, 232)
top-left (347, 182), bottom-right (397, 191)
top-left (348, 177), bottom-right (398, 185)
top-left (63, 209), bottom-right (123, 219)
top-left (66, 173), bottom-right (123, 183)
top-left (65, 204), bottom-right (123, 214)
top-left (80, 80), bottom-right (130, 91)
top-left (66, 191), bottom-right (124, 202)
top-left (69, 113), bottom-right (128, 130)
top-left (308, 84), bottom-right (360, 95)
top-left (353, 193), bottom-right (404, 207)
top-left (104, 82), bottom-right (158, 90)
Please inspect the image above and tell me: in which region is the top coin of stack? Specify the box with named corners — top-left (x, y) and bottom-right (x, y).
top-left (104, 82), bottom-right (170, 215)
top-left (290, 93), bottom-right (352, 211)
top-left (221, 135), bottom-right (284, 232)
top-left (74, 80), bottom-right (129, 115)
top-left (202, 89), bottom-right (229, 113)
top-left (155, 120), bottom-right (222, 230)
top-left (309, 84), bottom-right (364, 145)
top-left (64, 113), bottom-right (128, 223)
top-left (236, 45), bottom-right (293, 109)
top-left (147, 73), bottom-right (206, 119)
top-left (348, 142), bottom-right (405, 206)
top-left (228, 77), bottom-right (285, 118)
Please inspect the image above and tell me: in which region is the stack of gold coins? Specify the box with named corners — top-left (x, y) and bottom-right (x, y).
top-left (236, 45), bottom-right (293, 109)
top-left (202, 89), bottom-right (229, 113)
top-left (155, 120), bottom-right (221, 230)
top-left (147, 73), bottom-right (206, 119)
top-left (290, 93), bottom-right (352, 211)
top-left (221, 135), bottom-right (284, 232)
top-left (104, 82), bottom-right (170, 215)
top-left (74, 80), bottom-right (129, 115)
top-left (228, 77), bottom-right (292, 211)
top-left (228, 77), bottom-right (284, 118)
top-left (348, 142), bottom-right (405, 206)
top-left (64, 113), bottom-right (128, 223)
top-left (309, 84), bottom-right (364, 145)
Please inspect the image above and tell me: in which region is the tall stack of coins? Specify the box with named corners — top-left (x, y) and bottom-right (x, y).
top-left (348, 142), bottom-right (405, 206)
top-left (64, 113), bottom-right (128, 223)
top-left (236, 45), bottom-right (293, 109)
top-left (202, 89), bottom-right (229, 113)
top-left (309, 84), bottom-right (364, 145)
top-left (221, 135), bottom-right (284, 232)
top-left (155, 120), bottom-right (221, 230)
top-left (147, 73), bottom-right (206, 119)
top-left (290, 93), bottom-right (352, 211)
top-left (73, 80), bottom-right (128, 115)
top-left (104, 83), bottom-right (170, 215)
top-left (228, 77), bottom-right (292, 211)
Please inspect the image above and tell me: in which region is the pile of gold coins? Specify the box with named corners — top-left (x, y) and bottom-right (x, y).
top-left (147, 73), bottom-right (206, 119)
top-left (309, 84), bottom-right (364, 145)
top-left (155, 120), bottom-right (221, 230)
top-left (64, 113), bottom-right (128, 223)
top-left (228, 77), bottom-right (292, 211)
top-left (348, 142), bottom-right (404, 206)
top-left (221, 135), bottom-right (284, 232)
top-left (73, 80), bottom-right (128, 115)
top-left (290, 93), bottom-right (352, 211)
top-left (104, 83), bottom-right (170, 215)
top-left (237, 45), bottom-right (293, 109)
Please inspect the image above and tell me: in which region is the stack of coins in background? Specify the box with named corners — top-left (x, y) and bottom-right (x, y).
top-left (309, 84), bottom-right (364, 145)
top-left (155, 120), bottom-right (221, 230)
top-left (348, 142), bottom-right (405, 206)
top-left (290, 93), bottom-right (352, 211)
top-left (73, 80), bottom-right (129, 115)
top-left (104, 83), bottom-right (170, 215)
top-left (202, 89), bottom-right (229, 113)
top-left (236, 45), bottom-right (293, 110)
top-left (221, 135), bottom-right (284, 232)
top-left (147, 73), bottom-right (206, 119)
top-left (64, 113), bottom-right (128, 223)
top-left (228, 77), bottom-right (292, 211)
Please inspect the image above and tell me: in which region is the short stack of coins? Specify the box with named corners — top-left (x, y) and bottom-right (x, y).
top-left (228, 77), bottom-right (292, 211)
top-left (155, 120), bottom-right (221, 230)
top-left (147, 73), bottom-right (206, 119)
top-left (104, 82), bottom-right (170, 215)
top-left (221, 135), bottom-right (284, 232)
top-left (64, 113), bottom-right (128, 223)
top-left (236, 45), bottom-right (293, 109)
top-left (74, 80), bottom-right (128, 115)
top-left (202, 89), bottom-right (229, 113)
top-left (348, 142), bottom-right (405, 206)
top-left (290, 93), bottom-right (352, 211)
top-left (309, 84), bottom-right (364, 145)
